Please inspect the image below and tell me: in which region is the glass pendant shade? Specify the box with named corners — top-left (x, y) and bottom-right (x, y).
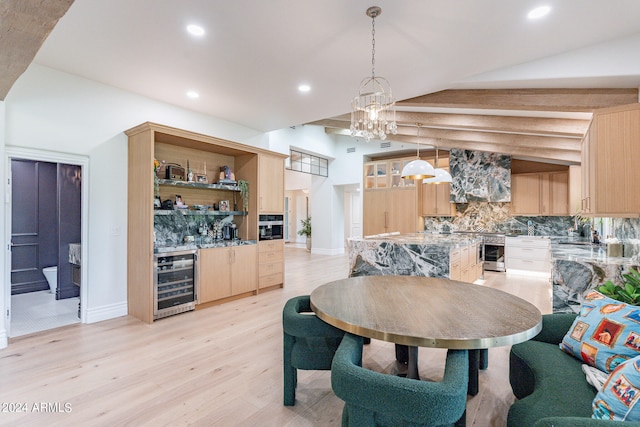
top-left (401, 159), bottom-right (435, 180)
top-left (423, 168), bottom-right (453, 184)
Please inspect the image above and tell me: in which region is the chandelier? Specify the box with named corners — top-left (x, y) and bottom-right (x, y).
top-left (350, 6), bottom-right (398, 141)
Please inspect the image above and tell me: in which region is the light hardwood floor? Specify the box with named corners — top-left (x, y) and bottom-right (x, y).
top-left (0, 247), bottom-right (552, 426)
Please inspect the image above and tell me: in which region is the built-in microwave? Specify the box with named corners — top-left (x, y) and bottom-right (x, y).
top-left (259, 214), bottom-right (284, 240)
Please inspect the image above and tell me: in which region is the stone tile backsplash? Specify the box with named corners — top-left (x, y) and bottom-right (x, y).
top-left (423, 202), bottom-right (640, 239)
top-left (424, 202), bottom-right (574, 236)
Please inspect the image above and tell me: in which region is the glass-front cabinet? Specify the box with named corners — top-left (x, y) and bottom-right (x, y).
top-left (364, 158), bottom-right (416, 190)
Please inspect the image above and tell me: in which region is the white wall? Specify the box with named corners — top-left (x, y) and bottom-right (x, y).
top-left (0, 64), bottom-right (270, 347)
top-left (0, 100), bottom-right (6, 348)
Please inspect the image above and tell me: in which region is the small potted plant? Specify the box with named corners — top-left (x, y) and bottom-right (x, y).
top-left (237, 180), bottom-right (249, 212)
top-left (598, 268), bottom-right (640, 305)
top-left (298, 217), bottom-right (311, 251)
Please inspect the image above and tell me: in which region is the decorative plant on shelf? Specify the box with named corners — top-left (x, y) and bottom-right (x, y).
top-left (237, 180), bottom-right (249, 212)
top-left (298, 217), bottom-right (311, 251)
top-left (598, 268), bottom-right (640, 305)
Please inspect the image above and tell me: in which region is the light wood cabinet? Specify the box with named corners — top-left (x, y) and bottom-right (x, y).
top-left (511, 172), bottom-right (569, 216)
top-left (420, 174), bottom-right (455, 216)
top-left (581, 103), bottom-right (640, 216)
top-left (364, 158), bottom-right (417, 190)
top-left (199, 244), bottom-right (258, 304)
top-left (450, 243), bottom-right (480, 283)
top-left (258, 240), bottom-right (284, 289)
top-left (126, 122), bottom-right (286, 323)
top-left (363, 188), bottom-right (418, 236)
top-left (199, 246), bottom-right (232, 302)
top-left (258, 154), bottom-right (284, 213)
top-left (362, 157), bottom-right (420, 236)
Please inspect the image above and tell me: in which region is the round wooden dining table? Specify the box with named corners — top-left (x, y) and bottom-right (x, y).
top-left (310, 275), bottom-right (542, 394)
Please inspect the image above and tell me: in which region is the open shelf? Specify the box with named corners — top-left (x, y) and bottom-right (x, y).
top-left (154, 209), bottom-right (247, 216)
top-left (157, 179), bottom-right (240, 192)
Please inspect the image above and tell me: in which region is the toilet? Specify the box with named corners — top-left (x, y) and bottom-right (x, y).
top-left (42, 266), bottom-right (58, 294)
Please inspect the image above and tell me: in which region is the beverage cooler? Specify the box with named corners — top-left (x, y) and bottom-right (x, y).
top-left (154, 249), bottom-right (197, 320)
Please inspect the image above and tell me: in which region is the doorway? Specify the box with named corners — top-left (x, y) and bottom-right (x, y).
top-left (5, 148), bottom-right (88, 338)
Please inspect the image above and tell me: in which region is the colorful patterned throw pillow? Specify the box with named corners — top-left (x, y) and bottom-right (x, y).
top-left (593, 355), bottom-right (640, 421)
top-left (560, 291), bottom-right (640, 373)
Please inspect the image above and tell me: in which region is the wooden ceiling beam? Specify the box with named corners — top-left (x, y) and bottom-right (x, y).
top-left (324, 130), bottom-right (581, 164)
top-left (398, 89), bottom-right (639, 112)
top-left (315, 121), bottom-right (581, 152)
top-left (314, 111), bottom-right (590, 137)
top-left (0, 0), bottom-right (74, 100)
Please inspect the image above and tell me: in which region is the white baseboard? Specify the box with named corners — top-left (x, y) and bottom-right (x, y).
top-left (85, 301), bottom-right (128, 324)
top-left (0, 329), bottom-right (7, 349)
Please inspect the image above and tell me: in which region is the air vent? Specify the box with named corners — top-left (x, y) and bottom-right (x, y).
top-left (346, 147), bottom-right (356, 153)
top-left (380, 142), bottom-right (391, 149)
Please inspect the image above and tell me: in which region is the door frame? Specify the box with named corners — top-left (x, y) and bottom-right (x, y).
top-left (4, 147), bottom-right (89, 336)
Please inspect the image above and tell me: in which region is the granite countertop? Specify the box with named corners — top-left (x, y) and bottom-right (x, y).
top-left (354, 232), bottom-right (482, 248)
top-left (155, 239), bottom-right (257, 253)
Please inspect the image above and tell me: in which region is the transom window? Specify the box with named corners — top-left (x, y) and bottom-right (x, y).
top-left (287, 149), bottom-right (328, 177)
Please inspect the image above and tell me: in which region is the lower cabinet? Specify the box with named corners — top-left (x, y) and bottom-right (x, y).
top-left (198, 244), bottom-right (258, 304)
top-left (259, 240), bottom-right (284, 289)
top-left (505, 237), bottom-right (551, 275)
top-left (450, 243), bottom-right (481, 283)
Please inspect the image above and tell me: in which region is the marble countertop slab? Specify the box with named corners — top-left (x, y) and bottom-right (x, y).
top-left (155, 239), bottom-right (257, 253)
top-left (353, 232), bottom-right (482, 248)
top-left (549, 236), bottom-right (637, 265)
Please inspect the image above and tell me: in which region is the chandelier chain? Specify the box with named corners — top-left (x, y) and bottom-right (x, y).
top-left (371, 14), bottom-right (376, 77)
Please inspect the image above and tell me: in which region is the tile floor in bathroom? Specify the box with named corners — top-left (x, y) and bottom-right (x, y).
top-left (10, 291), bottom-right (79, 337)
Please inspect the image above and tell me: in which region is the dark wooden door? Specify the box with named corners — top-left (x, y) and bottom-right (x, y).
top-left (11, 160), bottom-right (58, 294)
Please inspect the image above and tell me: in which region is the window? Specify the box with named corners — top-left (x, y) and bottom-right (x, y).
top-left (287, 149), bottom-right (328, 177)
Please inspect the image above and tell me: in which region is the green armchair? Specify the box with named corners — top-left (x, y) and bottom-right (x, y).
top-left (331, 333), bottom-right (469, 427)
top-left (282, 295), bottom-right (345, 406)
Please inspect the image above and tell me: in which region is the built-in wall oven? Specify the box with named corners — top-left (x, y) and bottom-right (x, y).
top-left (154, 249), bottom-right (197, 320)
top-left (483, 234), bottom-right (506, 272)
top-left (259, 214), bottom-right (284, 240)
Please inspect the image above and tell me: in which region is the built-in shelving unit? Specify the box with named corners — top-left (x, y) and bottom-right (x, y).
top-left (126, 122), bottom-right (286, 324)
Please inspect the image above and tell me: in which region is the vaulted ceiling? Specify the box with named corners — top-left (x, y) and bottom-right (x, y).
top-left (310, 88), bottom-right (639, 164)
top-left (3, 1), bottom-right (640, 165)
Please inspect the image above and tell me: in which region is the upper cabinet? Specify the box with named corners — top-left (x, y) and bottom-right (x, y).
top-left (511, 172), bottom-right (570, 216)
top-left (364, 158), bottom-right (417, 190)
top-left (581, 103), bottom-right (640, 217)
top-left (258, 154), bottom-right (284, 213)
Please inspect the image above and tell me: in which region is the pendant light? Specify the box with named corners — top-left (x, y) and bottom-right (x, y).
top-left (350, 6), bottom-right (398, 141)
top-left (423, 146), bottom-right (452, 184)
top-left (401, 124), bottom-right (435, 179)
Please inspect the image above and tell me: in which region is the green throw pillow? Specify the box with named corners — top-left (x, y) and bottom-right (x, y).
top-left (560, 291), bottom-right (640, 373)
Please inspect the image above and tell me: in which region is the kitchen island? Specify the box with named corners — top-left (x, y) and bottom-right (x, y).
top-left (551, 238), bottom-right (640, 313)
top-left (347, 233), bottom-right (483, 281)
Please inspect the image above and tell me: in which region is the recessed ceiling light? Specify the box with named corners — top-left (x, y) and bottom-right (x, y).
top-left (298, 84), bottom-right (311, 93)
top-left (528, 5), bottom-right (551, 19)
top-left (186, 24), bottom-right (205, 36)
top-left (186, 90), bottom-right (200, 99)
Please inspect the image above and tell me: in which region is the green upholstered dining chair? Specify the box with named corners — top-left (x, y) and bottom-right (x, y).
top-left (332, 333), bottom-right (469, 427)
top-left (282, 295), bottom-right (345, 406)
